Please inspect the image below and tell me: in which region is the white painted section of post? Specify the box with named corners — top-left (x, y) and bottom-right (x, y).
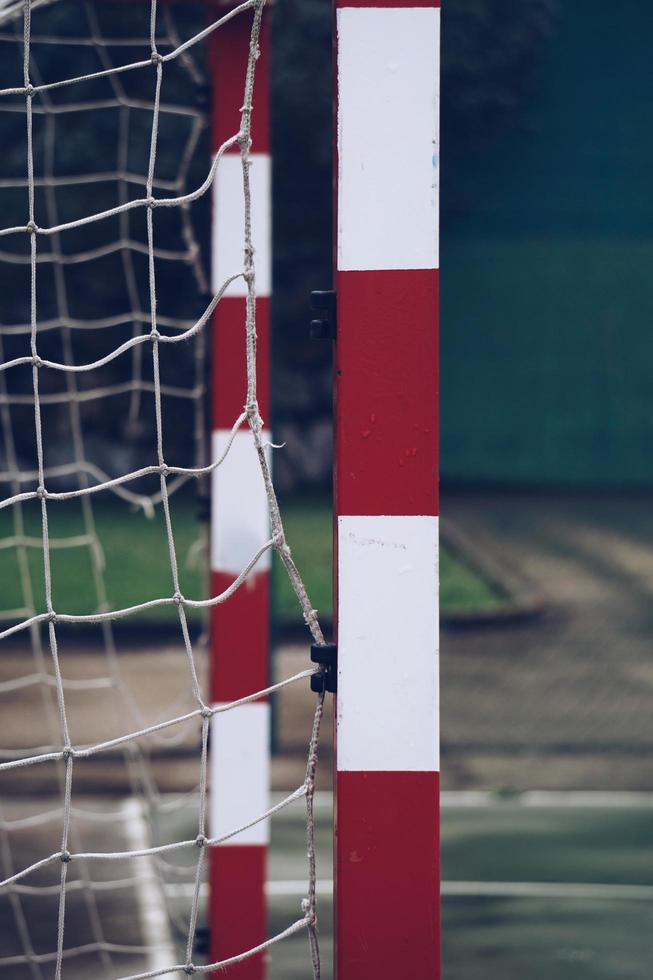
top-left (336, 514), bottom-right (440, 772)
top-left (210, 702), bottom-right (271, 845)
top-left (336, 7), bottom-right (440, 272)
top-left (164, 881), bottom-right (336, 900)
top-left (211, 430), bottom-right (271, 575)
top-left (212, 153), bottom-right (272, 296)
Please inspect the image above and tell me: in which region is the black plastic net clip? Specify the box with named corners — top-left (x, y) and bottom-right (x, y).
top-left (310, 642), bottom-right (337, 694)
top-left (309, 290), bottom-right (337, 340)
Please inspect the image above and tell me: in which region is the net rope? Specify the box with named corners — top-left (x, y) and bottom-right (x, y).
top-left (0, 0), bottom-right (326, 976)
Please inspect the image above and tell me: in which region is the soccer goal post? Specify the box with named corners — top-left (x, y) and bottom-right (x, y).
top-left (333, 2), bottom-right (441, 977)
top-left (207, 5), bottom-right (272, 976)
top-left (0, 0), bottom-right (439, 975)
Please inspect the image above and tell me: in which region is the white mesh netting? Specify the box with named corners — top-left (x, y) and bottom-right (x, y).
top-left (0, 0), bottom-right (326, 976)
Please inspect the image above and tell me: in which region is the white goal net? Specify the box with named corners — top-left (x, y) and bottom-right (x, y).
top-left (0, 0), bottom-right (326, 976)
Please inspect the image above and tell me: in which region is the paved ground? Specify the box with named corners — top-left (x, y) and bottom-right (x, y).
top-left (0, 636), bottom-right (328, 976)
top-left (277, 490), bottom-right (653, 791)
top-left (440, 792), bottom-right (653, 980)
top-left (0, 792), bottom-right (332, 979)
top-left (441, 491), bottom-right (653, 790)
top-left (4, 791), bottom-right (652, 979)
top-left (3, 491), bottom-right (653, 975)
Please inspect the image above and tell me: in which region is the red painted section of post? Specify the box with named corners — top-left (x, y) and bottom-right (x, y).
top-left (209, 848), bottom-right (268, 977)
top-left (335, 772), bottom-right (440, 972)
top-left (333, 2), bottom-right (440, 977)
top-left (208, 6), bottom-right (271, 977)
top-left (335, 270), bottom-right (439, 516)
top-left (211, 298), bottom-right (270, 436)
top-left (211, 569), bottom-right (269, 700)
top-left (340, 0), bottom-right (440, 6)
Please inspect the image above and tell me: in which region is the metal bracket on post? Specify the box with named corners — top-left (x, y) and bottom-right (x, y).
top-left (310, 290), bottom-right (337, 340)
top-left (310, 642), bottom-right (337, 693)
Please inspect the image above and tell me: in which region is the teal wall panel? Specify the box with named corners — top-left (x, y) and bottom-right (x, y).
top-left (441, 1), bottom-right (653, 485)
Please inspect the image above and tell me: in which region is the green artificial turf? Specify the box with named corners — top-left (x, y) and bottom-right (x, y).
top-left (0, 494), bottom-right (502, 626)
top-left (274, 497), bottom-right (503, 622)
top-left (0, 494), bottom-right (206, 623)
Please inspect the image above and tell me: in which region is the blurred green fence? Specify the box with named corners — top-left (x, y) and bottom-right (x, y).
top-left (441, 0), bottom-right (653, 488)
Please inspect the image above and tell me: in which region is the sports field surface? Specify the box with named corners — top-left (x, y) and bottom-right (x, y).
top-left (184, 791), bottom-right (653, 980)
top-left (154, 791), bottom-right (653, 979)
top-left (2, 791), bottom-right (650, 978)
top-left (0, 494), bottom-right (502, 625)
top-left (3, 490), bottom-right (653, 976)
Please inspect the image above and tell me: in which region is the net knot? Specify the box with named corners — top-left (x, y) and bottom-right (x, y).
top-left (25, 83), bottom-right (35, 98)
top-left (61, 746), bottom-right (75, 762)
top-left (150, 328), bottom-right (160, 342)
top-left (36, 485), bottom-right (47, 499)
top-left (32, 355), bottom-right (43, 368)
top-left (183, 966), bottom-right (196, 976)
top-left (26, 221), bottom-right (37, 235)
top-left (274, 535), bottom-right (289, 555)
top-left (200, 706), bottom-right (213, 720)
top-left (151, 51), bottom-right (163, 66)
top-left (301, 897), bottom-right (317, 926)
top-left (195, 834), bottom-right (207, 849)
top-left (60, 850), bottom-right (72, 864)
top-left (173, 591), bottom-right (184, 606)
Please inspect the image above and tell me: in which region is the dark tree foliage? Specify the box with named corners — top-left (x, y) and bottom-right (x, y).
top-left (441, 0), bottom-right (557, 225)
top-left (0, 0), bottom-right (210, 483)
top-left (0, 0), bottom-right (557, 490)
top-left (269, 0), bottom-right (335, 492)
top-left (270, 0), bottom-right (557, 490)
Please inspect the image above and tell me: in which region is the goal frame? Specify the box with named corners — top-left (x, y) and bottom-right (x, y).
top-left (207, 0), bottom-right (441, 976)
top-left (332, 2), bottom-right (441, 978)
top-left (0, 0), bottom-right (439, 974)
top-left (208, 4), bottom-right (272, 978)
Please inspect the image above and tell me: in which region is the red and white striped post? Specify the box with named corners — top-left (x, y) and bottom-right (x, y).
top-left (208, 6), bottom-right (271, 977)
top-left (333, 2), bottom-right (440, 977)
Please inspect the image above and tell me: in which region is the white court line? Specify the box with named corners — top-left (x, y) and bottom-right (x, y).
top-left (267, 880), bottom-right (332, 897)
top-left (442, 881), bottom-right (653, 901)
top-left (441, 791), bottom-right (653, 808)
top-left (270, 790), bottom-right (333, 811)
top-left (164, 880), bottom-right (333, 899)
top-left (166, 878), bottom-right (653, 902)
top-left (121, 799), bottom-right (178, 973)
top-left (275, 790), bottom-right (653, 811)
